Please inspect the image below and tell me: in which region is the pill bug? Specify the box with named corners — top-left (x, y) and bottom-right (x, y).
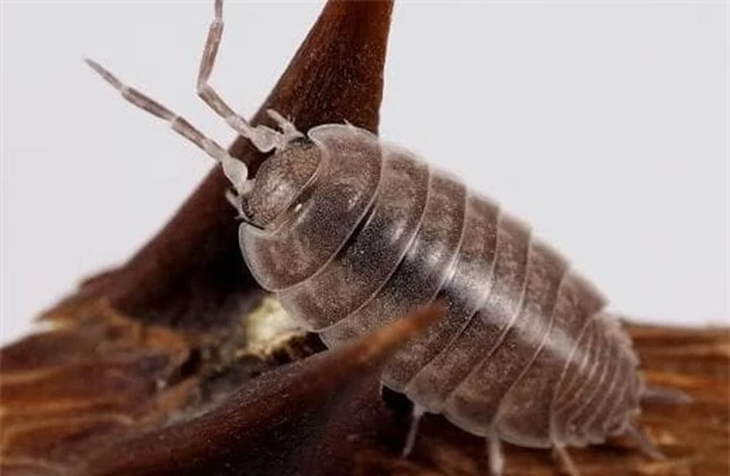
top-left (85, 1), bottom-right (687, 474)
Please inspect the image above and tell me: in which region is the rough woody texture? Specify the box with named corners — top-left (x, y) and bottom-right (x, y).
top-left (2, 303), bottom-right (727, 475)
top-left (1, 1), bottom-right (727, 476)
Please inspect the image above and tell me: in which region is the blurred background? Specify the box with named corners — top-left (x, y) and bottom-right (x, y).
top-left (2, 1), bottom-right (727, 345)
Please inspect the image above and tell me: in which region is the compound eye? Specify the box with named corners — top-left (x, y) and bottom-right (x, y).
top-left (241, 142), bottom-right (321, 229)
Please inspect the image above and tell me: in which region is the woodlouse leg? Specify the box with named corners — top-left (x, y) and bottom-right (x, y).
top-left (624, 424), bottom-right (666, 461)
top-left (401, 403), bottom-right (425, 457)
top-left (486, 434), bottom-right (505, 476)
top-left (552, 445), bottom-right (580, 476)
top-left (84, 59), bottom-right (250, 195)
top-left (225, 189), bottom-right (246, 218)
top-left (640, 385), bottom-right (692, 405)
top-left (197, 0), bottom-right (289, 153)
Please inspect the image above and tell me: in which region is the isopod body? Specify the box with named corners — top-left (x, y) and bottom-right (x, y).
top-left (85, 0), bottom-right (679, 472)
top-left (239, 124), bottom-right (643, 453)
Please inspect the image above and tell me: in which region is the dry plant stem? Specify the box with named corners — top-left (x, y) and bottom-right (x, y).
top-left (2, 312), bottom-right (727, 475)
top-left (80, 306), bottom-right (446, 476)
top-left (2, 1), bottom-right (727, 476)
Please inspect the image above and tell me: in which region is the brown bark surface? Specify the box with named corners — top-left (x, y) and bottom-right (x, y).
top-left (2, 305), bottom-right (727, 475)
top-left (2, 1), bottom-right (727, 475)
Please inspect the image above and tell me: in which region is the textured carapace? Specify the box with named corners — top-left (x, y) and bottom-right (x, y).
top-left (85, 0), bottom-right (671, 474)
top-left (239, 124), bottom-right (644, 453)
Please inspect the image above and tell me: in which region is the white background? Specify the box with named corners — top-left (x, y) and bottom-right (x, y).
top-left (2, 1), bottom-right (728, 345)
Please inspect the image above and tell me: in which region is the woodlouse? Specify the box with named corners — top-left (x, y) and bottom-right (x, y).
top-left (84, 1), bottom-right (687, 474)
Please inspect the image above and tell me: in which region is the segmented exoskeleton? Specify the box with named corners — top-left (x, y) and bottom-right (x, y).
top-left (238, 124), bottom-right (653, 474)
top-left (86, 1), bottom-right (686, 474)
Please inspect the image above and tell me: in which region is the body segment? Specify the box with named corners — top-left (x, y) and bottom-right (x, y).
top-left (239, 125), bottom-right (644, 451)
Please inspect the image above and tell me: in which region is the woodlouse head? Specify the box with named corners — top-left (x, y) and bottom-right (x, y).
top-left (241, 139), bottom-right (321, 229)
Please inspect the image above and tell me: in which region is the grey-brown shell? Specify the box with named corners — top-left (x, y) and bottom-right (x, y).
top-left (239, 124), bottom-right (642, 449)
